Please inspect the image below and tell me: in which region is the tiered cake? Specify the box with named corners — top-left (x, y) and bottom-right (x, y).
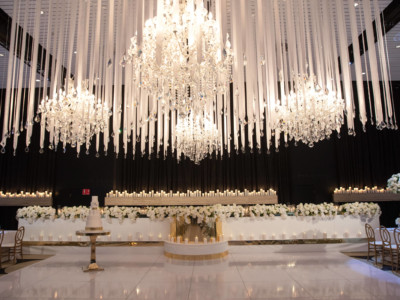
top-left (85, 196), bottom-right (103, 231)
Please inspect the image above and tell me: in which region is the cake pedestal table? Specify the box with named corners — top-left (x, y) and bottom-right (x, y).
top-left (76, 230), bottom-right (110, 272)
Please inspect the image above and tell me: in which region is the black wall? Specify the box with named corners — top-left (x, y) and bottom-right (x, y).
top-left (1, 82), bottom-right (400, 229)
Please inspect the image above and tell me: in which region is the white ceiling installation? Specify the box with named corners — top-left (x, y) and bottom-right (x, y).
top-left (0, 0), bottom-right (397, 89)
top-left (0, 0), bottom-right (397, 163)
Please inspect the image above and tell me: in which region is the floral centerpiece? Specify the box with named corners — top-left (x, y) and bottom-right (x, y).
top-left (59, 206), bottom-right (89, 221)
top-left (396, 217), bottom-right (400, 227)
top-left (16, 206), bottom-right (56, 223)
top-left (103, 206), bottom-right (141, 223)
top-left (338, 202), bottom-right (381, 217)
top-left (387, 173), bottom-right (400, 193)
top-left (295, 202), bottom-right (337, 217)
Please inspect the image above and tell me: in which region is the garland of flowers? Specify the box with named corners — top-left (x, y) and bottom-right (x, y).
top-left (387, 173), bottom-right (400, 193)
top-left (16, 202), bottom-right (381, 222)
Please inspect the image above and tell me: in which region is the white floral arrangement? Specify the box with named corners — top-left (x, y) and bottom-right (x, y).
top-left (146, 206), bottom-right (169, 221)
top-left (16, 202), bottom-right (381, 223)
top-left (387, 173), bottom-right (400, 193)
top-left (59, 206), bottom-right (89, 221)
top-left (396, 217), bottom-right (400, 226)
top-left (103, 206), bottom-right (141, 222)
top-left (338, 202), bottom-right (381, 217)
top-left (249, 204), bottom-right (288, 218)
top-left (16, 206), bottom-right (56, 223)
top-left (295, 202), bottom-right (337, 217)
top-left (220, 204), bottom-right (245, 219)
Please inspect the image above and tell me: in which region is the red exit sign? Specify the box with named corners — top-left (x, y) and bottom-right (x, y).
top-left (82, 189), bottom-right (91, 195)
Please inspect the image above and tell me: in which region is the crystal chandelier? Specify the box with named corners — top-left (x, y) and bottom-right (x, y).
top-left (273, 74), bottom-right (345, 148)
top-left (123, 0), bottom-right (233, 117)
top-left (175, 111), bottom-right (220, 164)
top-left (37, 80), bottom-right (111, 156)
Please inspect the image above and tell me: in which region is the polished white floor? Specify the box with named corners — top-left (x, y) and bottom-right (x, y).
top-left (0, 246), bottom-right (399, 300)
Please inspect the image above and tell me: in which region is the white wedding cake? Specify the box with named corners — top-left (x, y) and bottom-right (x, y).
top-left (85, 196), bottom-right (103, 231)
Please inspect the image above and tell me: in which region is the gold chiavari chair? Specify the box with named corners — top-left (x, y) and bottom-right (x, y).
top-left (365, 223), bottom-right (382, 265)
top-left (0, 230), bottom-right (4, 271)
top-left (8, 226), bottom-right (24, 264)
top-left (379, 226), bottom-right (396, 270)
top-left (393, 228), bottom-right (400, 273)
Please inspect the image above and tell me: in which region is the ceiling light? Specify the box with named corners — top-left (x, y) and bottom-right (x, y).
top-left (273, 74), bottom-right (345, 147)
top-left (40, 10), bottom-right (44, 15)
top-left (396, 45), bottom-right (400, 49)
top-left (37, 79), bottom-right (111, 156)
top-left (123, 0), bottom-right (232, 162)
top-left (354, 3), bottom-right (359, 7)
top-left (36, 79), bottom-right (40, 82)
top-left (73, 51), bottom-right (77, 54)
top-left (0, 53), bottom-right (4, 57)
top-left (362, 72), bottom-right (366, 75)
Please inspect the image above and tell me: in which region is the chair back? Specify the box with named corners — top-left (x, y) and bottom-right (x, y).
top-left (0, 229), bottom-right (4, 246)
top-left (15, 226), bottom-right (25, 247)
top-left (379, 226), bottom-right (392, 246)
top-left (365, 223), bottom-right (375, 242)
top-left (394, 228), bottom-right (400, 246)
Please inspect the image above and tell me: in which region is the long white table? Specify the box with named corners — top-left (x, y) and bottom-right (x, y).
top-left (18, 215), bottom-right (380, 242)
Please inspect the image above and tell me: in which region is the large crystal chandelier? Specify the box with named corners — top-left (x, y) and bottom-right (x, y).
top-left (123, 0), bottom-right (233, 117)
top-left (37, 80), bottom-right (111, 156)
top-left (175, 111), bottom-right (220, 164)
top-left (273, 74), bottom-right (345, 148)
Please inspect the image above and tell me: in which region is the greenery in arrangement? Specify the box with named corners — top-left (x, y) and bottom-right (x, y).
top-left (387, 173), bottom-right (400, 193)
top-left (16, 202), bottom-right (381, 223)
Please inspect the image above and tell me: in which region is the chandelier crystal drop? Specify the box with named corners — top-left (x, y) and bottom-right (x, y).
top-left (37, 80), bottom-right (111, 153)
top-left (273, 74), bottom-right (345, 147)
top-left (175, 111), bottom-right (220, 164)
top-left (123, 0), bottom-right (233, 116)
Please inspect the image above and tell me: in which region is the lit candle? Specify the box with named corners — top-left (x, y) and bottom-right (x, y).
top-left (177, 236), bottom-right (181, 243)
top-left (184, 238), bottom-right (189, 244)
top-left (203, 237), bottom-right (207, 244)
top-left (195, 236), bottom-right (198, 243)
top-left (210, 237), bottom-right (215, 243)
